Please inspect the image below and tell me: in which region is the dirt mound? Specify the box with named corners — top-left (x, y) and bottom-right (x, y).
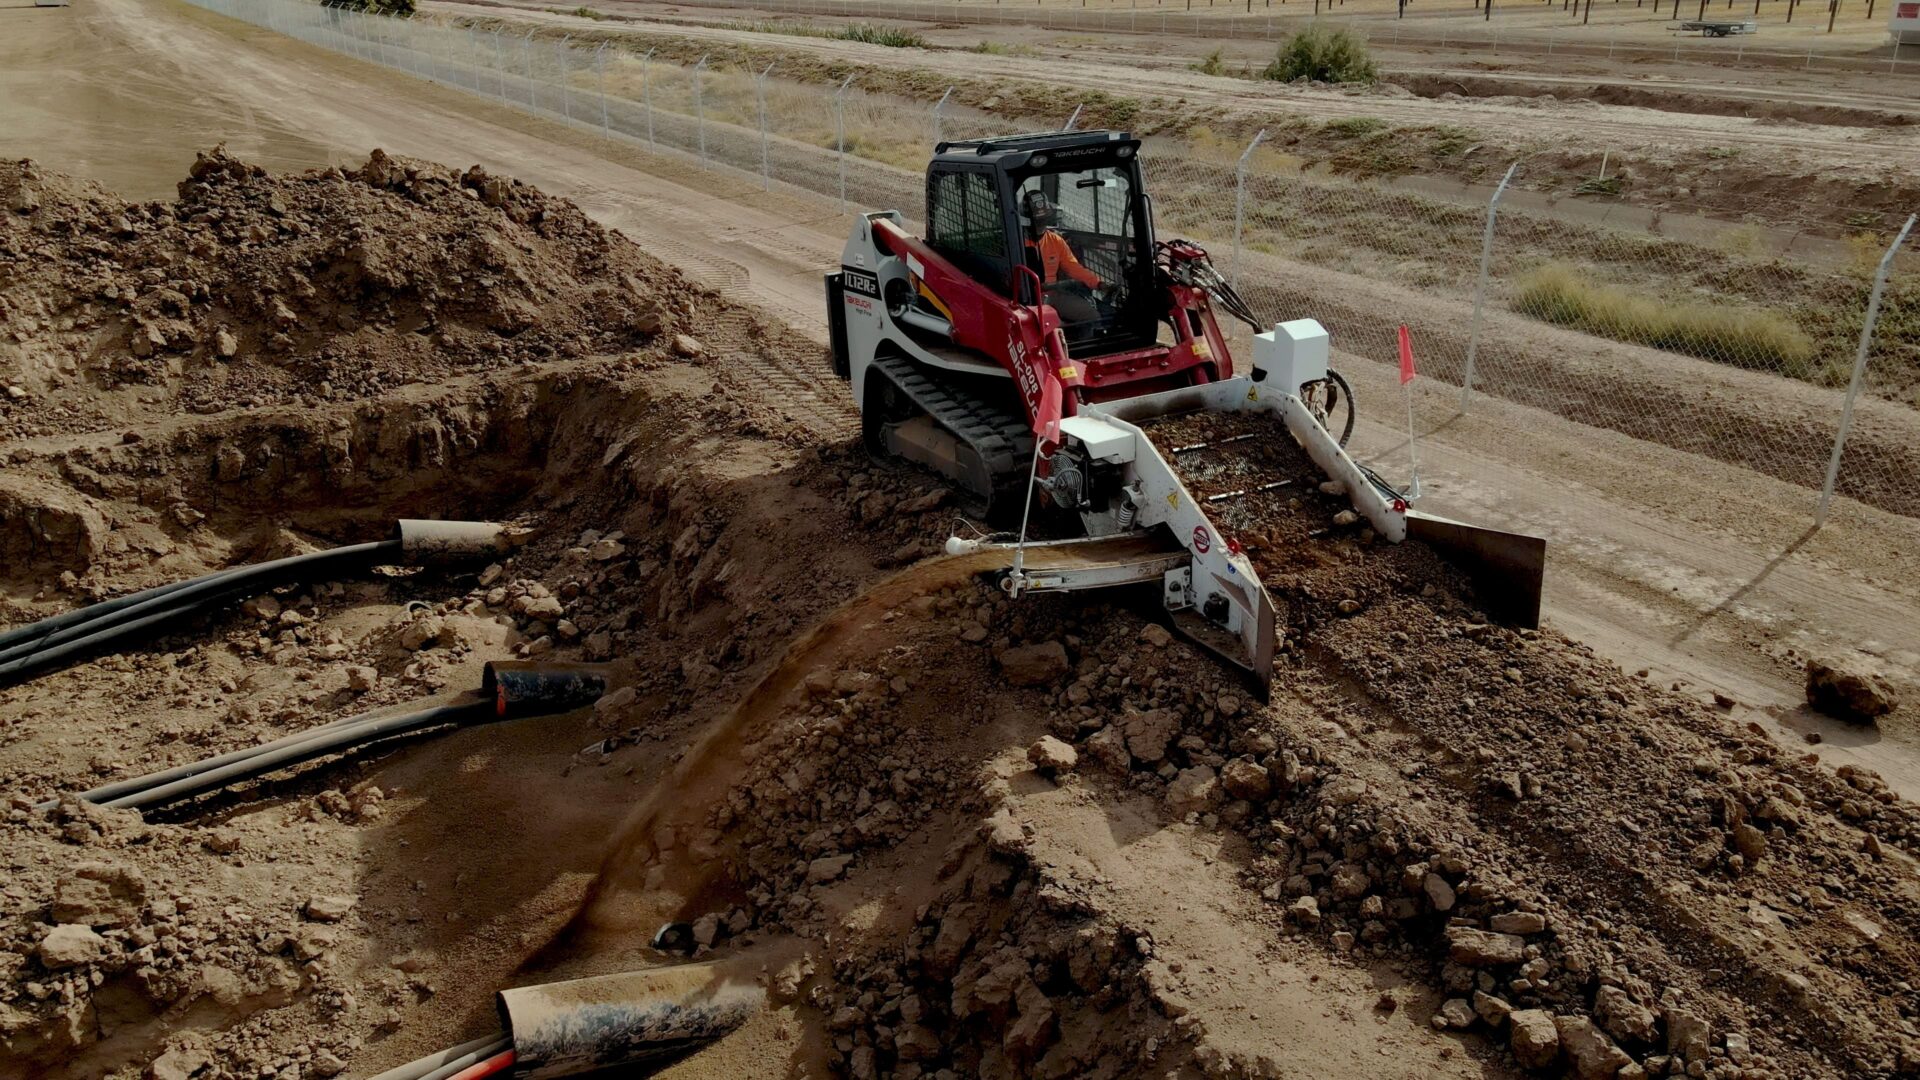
top-left (0, 147), bottom-right (693, 442)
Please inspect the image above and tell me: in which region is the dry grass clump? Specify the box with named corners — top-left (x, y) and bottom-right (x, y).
top-left (1514, 263), bottom-right (1817, 376)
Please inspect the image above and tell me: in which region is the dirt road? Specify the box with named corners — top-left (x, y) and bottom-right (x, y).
top-left (442, 0), bottom-right (1920, 178)
top-left (4, 0), bottom-right (1914, 795)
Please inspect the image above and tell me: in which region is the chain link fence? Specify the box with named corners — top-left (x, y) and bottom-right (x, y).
top-left (186, 0), bottom-right (1920, 522)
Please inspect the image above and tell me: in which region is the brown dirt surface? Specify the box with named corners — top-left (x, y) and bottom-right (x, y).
top-left (4, 147), bottom-right (1920, 1080)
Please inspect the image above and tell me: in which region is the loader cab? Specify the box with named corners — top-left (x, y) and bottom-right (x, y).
top-left (925, 130), bottom-right (1156, 356)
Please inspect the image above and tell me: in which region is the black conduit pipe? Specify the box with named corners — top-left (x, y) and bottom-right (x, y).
top-left (0, 521), bottom-right (516, 691)
top-left (35, 664), bottom-right (606, 813)
top-left (101, 702), bottom-right (494, 810)
top-left (0, 541), bottom-right (399, 670)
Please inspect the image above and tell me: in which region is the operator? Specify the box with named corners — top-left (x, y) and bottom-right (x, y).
top-left (1022, 191), bottom-right (1103, 326)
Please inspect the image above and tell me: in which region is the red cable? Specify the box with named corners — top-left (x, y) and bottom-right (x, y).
top-left (446, 1049), bottom-right (516, 1080)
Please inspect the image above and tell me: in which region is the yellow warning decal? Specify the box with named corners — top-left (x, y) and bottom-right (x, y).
top-left (1191, 340), bottom-right (1211, 359)
top-left (1166, 492), bottom-right (1179, 510)
top-left (1246, 386), bottom-right (1259, 402)
top-left (917, 280), bottom-right (955, 322)
top-left (1058, 366), bottom-right (1078, 379)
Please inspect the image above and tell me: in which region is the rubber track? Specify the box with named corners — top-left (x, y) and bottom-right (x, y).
top-left (870, 354), bottom-right (1035, 518)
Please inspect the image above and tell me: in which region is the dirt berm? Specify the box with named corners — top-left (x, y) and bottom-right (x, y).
top-left (1, 152), bottom-right (1916, 1080)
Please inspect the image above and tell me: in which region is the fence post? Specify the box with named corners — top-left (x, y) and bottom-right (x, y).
top-left (522, 30), bottom-right (537, 110)
top-left (1229, 128), bottom-right (1267, 288)
top-left (694, 53), bottom-right (710, 164)
top-left (596, 43), bottom-right (610, 137)
top-left (1064, 103), bottom-right (1084, 130)
top-left (1460, 161), bottom-right (1520, 411)
top-left (757, 61), bottom-right (776, 190)
top-left (834, 74), bottom-right (856, 214)
top-left (493, 29), bottom-right (507, 100)
top-left (558, 35), bottom-right (574, 121)
top-left (642, 48), bottom-right (656, 144)
top-left (931, 85), bottom-right (954, 145)
top-left (1817, 213), bottom-right (1916, 524)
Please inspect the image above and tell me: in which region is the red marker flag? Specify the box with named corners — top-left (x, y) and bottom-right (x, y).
top-left (1398, 324), bottom-right (1417, 385)
top-left (1036, 373), bottom-right (1064, 450)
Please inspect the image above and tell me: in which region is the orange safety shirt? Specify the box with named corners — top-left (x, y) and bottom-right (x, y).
top-left (1026, 230), bottom-right (1102, 289)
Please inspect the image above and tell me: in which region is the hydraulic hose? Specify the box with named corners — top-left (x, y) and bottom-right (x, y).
top-left (368, 1034), bottom-right (509, 1080)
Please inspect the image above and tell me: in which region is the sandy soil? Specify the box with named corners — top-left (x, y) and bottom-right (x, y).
top-left (2, 1), bottom-right (1919, 1079)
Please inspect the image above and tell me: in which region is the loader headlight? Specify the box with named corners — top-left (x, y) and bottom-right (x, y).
top-left (1117, 145), bottom-right (1135, 159)
top-left (1031, 154), bottom-right (1050, 168)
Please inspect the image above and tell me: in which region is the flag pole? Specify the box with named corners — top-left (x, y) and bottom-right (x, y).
top-left (1397, 325), bottom-right (1422, 501)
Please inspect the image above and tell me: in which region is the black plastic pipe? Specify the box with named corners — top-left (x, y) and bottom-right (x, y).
top-left (0, 565), bottom-right (243, 654)
top-left (0, 541), bottom-right (399, 669)
top-left (100, 703), bottom-right (492, 810)
top-left (0, 576), bottom-right (275, 688)
top-left (51, 664), bottom-right (606, 813)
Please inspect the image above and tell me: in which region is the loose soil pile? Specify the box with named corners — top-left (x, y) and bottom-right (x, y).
top-left (2, 152), bottom-right (1917, 1080)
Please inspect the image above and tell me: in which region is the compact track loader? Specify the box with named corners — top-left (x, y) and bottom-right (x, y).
top-left (826, 130), bottom-right (1544, 693)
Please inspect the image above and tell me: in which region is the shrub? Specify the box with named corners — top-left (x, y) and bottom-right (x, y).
top-left (969, 40), bottom-right (1040, 56)
top-left (1513, 264), bottom-right (1816, 377)
top-left (1192, 48), bottom-right (1228, 76)
top-left (832, 23), bottom-right (927, 47)
top-left (1262, 26), bottom-right (1376, 84)
top-left (572, 5), bottom-right (605, 18)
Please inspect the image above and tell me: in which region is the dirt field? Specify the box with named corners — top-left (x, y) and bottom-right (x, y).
top-left (4, 0), bottom-right (1920, 1078)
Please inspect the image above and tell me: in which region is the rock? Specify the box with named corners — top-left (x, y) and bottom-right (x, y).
top-left (588, 538), bottom-right (626, 561)
top-left (1166, 766), bottom-right (1220, 814)
top-left (1329, 863), bottom-right (1371, 900)
top-left (1424, 873), bottom-right (1457, 912)
top-left (1027, 736), bottom-right (1078, 776)
top-left (1555, 1015), bottom-right (1631, 1079)
top-left (1433, 997), bottom-right (1476, 1030)
top-left (213, 328), bottom-right (238, 359)
top-left (203, 829), bottom-right (243, 855)
top-left (595, 685), bottom-right (638, 718)
top-left (304, 895), bottom-right (356, 923)
top-left (998, 641), bottom-right (1070, 687)
top-left (1473, 991), bottom-right (1512, 1026)
top-left (806, 854), bottom-right (853, 883)
top-left (1805, 658), bottom-right (1897, 722)
top-left (291, 925), bottom-right (336, 961)
top-left (1287, 896), bottom-right (1320, 926)
top-left (1731, 822), bottom-right (1767, 864)
top-left (671, 334), bottom-right (703, 358)
top-left (398, 617), bottom-right (442, 651)
top-left (522, 596), bottom-right (565, 622)
top-left (1490, 911), bottom-right (1547, 935)
top-left (309, 1049), bottom-right (347, 1078)
top-left (1005, 979), bottom-right (1057, 1058)
top-left (1220, 757), bottom-right (1272, 801)
top-left (53, 862), bottom-right (147, 928)
top-left (1332, 509), bottom-right (1360, 527)
top-left (37, 924), bottom-right (105, 970)
top-left (1664, 1007), bottom-right (1710, 1061)
top-left (691, 913), bottom-right (721, 948)
top-left (1508, 1009), bottom-right (1560, 1069)
top-left (148, 1045), bottom-right (210, 1080)
top-left (896, 1022), bottom-right (942, 1061)
top-left (1446, 927), bottom-right (1525, 967)
top-left (1138, 623), bottom-right (1173, 648)
top-left (1594, 985), bottom-right (1658, 1043)
top-left (928, 909), bottom-right (976, 977)
top-left (1084, 726), bottom-right (1131, 773)
top-left (346, 665), bottom-right (378, 692)
top-left (1121, 708), bottom-right (1180, 764)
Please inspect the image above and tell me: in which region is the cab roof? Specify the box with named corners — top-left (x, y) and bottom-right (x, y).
top-left (931, 130), bottom-right (1140, 172)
